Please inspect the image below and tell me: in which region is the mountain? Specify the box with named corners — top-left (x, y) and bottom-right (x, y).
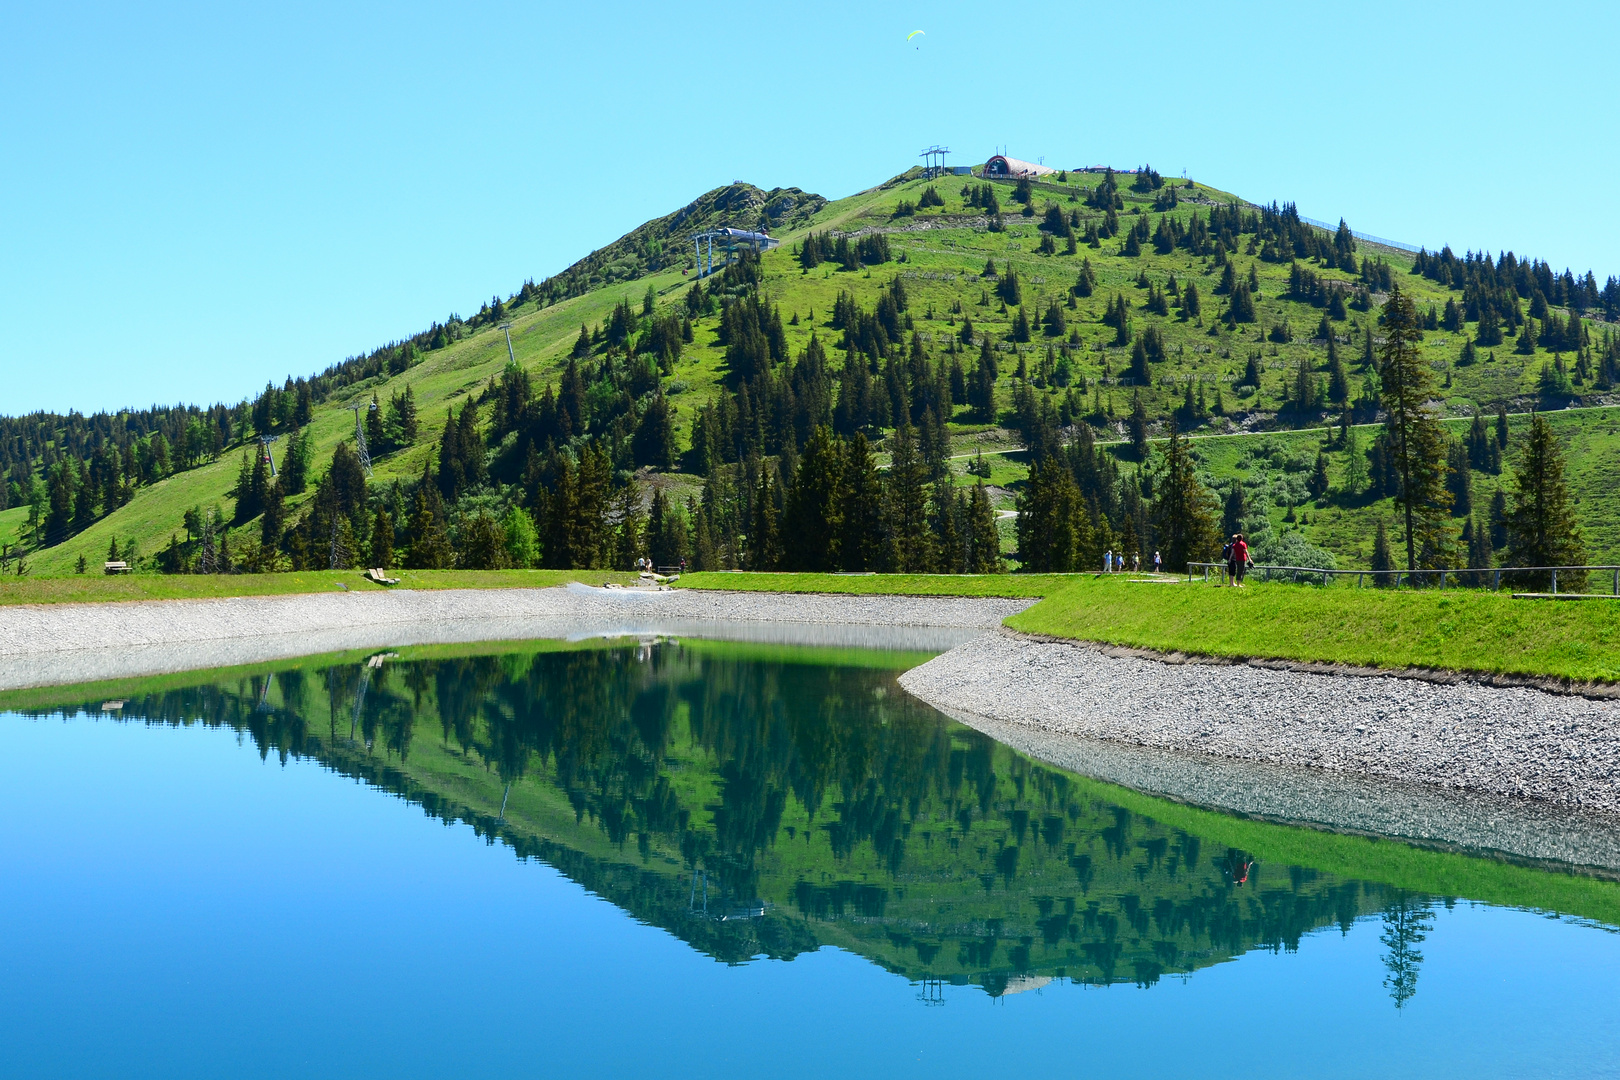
top-left (2, 163), bottom-right (1617, 576)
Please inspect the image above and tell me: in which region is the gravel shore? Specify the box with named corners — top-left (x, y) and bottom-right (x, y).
top-left (0, 586), bottom-right (1033, 691)
top-left (900, 631), bottom-right (1620, 816)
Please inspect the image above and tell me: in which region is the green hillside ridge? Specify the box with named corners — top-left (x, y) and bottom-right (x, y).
top-left (6, 164), bottom-right (1618, 577)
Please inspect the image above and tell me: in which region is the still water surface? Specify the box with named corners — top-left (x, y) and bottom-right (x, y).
top-left (2, 638), bottom-right (1618, 1078)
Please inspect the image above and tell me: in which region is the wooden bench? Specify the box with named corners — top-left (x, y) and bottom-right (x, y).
top-left (103, 561), bottom-right (132, 575)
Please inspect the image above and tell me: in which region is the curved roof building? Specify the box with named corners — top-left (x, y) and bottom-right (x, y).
top-left (984, 155), bottom-right (1054, 178)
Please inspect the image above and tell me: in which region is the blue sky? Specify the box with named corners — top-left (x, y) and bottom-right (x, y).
top-left (4, 0), bottom-right (1617, 415)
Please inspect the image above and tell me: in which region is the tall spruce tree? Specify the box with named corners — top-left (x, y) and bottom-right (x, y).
top-left (1151, 423), bottom-right (1218, 571)
top-left (964, 482), bottom-right (1004, 573)
top-left (782, 426), bottom-right (844, 571)
top-left (884, 422), bottom-right (932, 572)
top-left (837, 432), bottom-right (886, 571)
top-left (1377, 284), bottom-right (1452, 570)
top-left (1502, 412), bottom-right (1584, 586)
top-left (745, 468), bottom-right (780, 571)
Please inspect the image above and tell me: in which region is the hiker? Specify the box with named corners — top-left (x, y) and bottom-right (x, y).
top-left (1232, 533), bottom-right (1250, 587)
top-left (679, 556), bottom-right (687, 574)
top-left (1222, 535), bottom-right (1236, 584)
top-left (1153, 550), bottom-right (1162, 574)
top-left (1103, 549), bottom-right (1112, 574)
top-left (1131, 552), bottom-right (1140, 573)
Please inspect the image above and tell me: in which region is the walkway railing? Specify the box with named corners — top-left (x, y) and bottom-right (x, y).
top-left (1186, 562), bottom-right (1620, 596)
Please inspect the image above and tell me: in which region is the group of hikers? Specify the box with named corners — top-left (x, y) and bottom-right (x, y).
top-left (1097, 534), bottom-right (1252, 585)
top-left (1101, 549), bottom-right (1161, 574)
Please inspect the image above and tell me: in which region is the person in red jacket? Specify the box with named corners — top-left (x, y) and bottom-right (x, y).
top-left (1231, 533), bottom-right (1250, 587)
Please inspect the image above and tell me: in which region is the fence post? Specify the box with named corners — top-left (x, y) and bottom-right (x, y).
top-left (1552, 569), bottom-right (1558, 595)
top-left (1613, 568), bottom-right (1618, 597)
top-left (1493, 569), bottom-right (1500, 592)
top-left (1440, 570), bottom-right (1446, 590)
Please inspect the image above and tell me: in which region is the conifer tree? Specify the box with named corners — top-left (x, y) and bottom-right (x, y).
top-left (1015, 456), bottom-right (1088, 571)
top-left (368, 505), bottom-right (393, 569)
top-left (281, 427), bottom-right (312, 496)
top-left (1378, 284), bottom-right (1452, 570)
top-left (632, 390), bottom-right (676, 469)
top-left (1180, 280), bottom-right (1201, 321)
top-left (1221, 484), bottom-right (1247, 540)
top-left (1342, 424), bottom-right (1366, 495)
top-left (407, 463), bottom-right (454, 569)
top-left (837, 432), bottom-right (886, 572)
top-left (231, 452), bottom-right (259, 526)
top-left (782, 426), bottom-right (844, 571)
top-left (260, 481), bottom-right (286, 567)
top-left (968, 339), bottom-right (998, 422)
top-left (884, 422), bottom-right (932, 572)
top-left (365, 393), bottom-right (386, 452)
top-left (745, 469), bottom-right (780, 570)
top-left (1151, 423), bottom-right (1218, 571)
top-left (1308, 449), bottom-right (1329, 499)
top-left (1447, 440), bottom-right (1473, 519)
top-left (1074, 260), bottom-right (1097, 300)
top-left (1371, 518), bottom-right (1395, 582)
top-left (964, 482), bottom-right (1004, 573)
top-left (1327, 338), bottom-right (1349, 404)
top-left (1463, 511), bottom-right (1492, 577)
top-left (1502, 412), bottom-right (1585, 585)
top-left (1128, 390), bottom-right (1150, 459)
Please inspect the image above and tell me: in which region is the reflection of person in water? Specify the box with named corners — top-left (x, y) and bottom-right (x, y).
top-left (1221, 849), bottom-right (1255, 887)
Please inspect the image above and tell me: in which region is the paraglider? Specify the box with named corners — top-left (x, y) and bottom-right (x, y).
top-left (907, 29), bottom-right (925, 48)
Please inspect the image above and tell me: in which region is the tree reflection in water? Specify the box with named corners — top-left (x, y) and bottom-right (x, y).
top-left (22, 639), bottom-right (1434, 1002)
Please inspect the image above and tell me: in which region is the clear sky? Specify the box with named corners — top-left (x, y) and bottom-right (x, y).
top-left (5, 0), bottom-right (1617, 416)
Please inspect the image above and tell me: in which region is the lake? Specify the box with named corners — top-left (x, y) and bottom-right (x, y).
top-left (3, 636), bottom-right (1618, 1078)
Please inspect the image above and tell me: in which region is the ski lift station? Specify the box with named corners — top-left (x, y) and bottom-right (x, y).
top-left (984, 155), bottom-right (1055, 178)
top-left (692, 227), bottom-right (779, 278)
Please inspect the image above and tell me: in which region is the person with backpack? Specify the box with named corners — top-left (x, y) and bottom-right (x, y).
top-left (1221, 536), bottom-right (1235, 584)
top-left (1153, 550), bottom-right (1162, 575)
top-left (1232, 533), bottom-right (1250, 587)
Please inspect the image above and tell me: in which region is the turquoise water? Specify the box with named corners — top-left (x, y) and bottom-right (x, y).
top-left (2, 640), bottom-right (1618, 1078)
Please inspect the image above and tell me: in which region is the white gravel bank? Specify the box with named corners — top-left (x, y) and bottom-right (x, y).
top-left (899, 631), bottom-right (1620, 816)
top-left (0, 586), bottom-right (1032, 692)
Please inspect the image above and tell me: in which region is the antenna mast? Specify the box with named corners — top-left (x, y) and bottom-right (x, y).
top-left (258, 434), bottom-right (279, 477)
top-left (498, 321), bottom-right (516, 365)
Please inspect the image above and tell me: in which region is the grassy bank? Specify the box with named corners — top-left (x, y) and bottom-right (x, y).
top-left (4, 567), bottom-right (1616, 685)
top-left (0, 568), bottom-right (634, 606)
top-left (673, 571), bottom-right (1064, 597)
top-left (1009, 576), bottom-right (1620, 684)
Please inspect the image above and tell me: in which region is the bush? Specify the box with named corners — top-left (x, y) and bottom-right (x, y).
top-left (1253, 529), bottom-right (1337, 571)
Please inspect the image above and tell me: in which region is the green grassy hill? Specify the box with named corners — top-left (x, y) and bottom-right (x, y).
top-left (11, 165), bottom-right (1619, 575)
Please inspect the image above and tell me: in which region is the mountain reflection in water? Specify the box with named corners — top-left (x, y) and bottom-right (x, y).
top-left (7, 639), bottom-right (1522, 1003)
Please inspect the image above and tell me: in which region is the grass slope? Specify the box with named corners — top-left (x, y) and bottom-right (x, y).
top-left (24, 166), bottom-right (1619, 579)
top-left (1009, 576), bottom-right (1620, 684)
